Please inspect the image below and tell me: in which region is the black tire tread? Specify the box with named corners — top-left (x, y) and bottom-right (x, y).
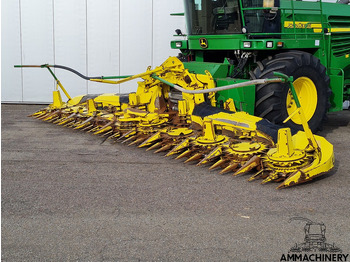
top-left (252, 51), bottom-right (331, 132)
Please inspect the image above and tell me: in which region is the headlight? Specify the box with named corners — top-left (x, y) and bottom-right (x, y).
top-left (266, 41), bottom-right (273, 48)
top-left (176, 42), bottom-right (182, 48)
top-left (243, 42), bottom-right (251, 48)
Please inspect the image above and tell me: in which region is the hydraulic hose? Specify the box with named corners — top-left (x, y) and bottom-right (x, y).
top-left (14, 64), bottom-right (132, 80)
top-left (46, 64), bottom-right (103, 80)
top-left (151, 74), bottom-right (284, 94)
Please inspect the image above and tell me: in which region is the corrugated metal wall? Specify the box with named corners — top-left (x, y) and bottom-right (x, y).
top-left (1, 0), bottom-right (185, 103)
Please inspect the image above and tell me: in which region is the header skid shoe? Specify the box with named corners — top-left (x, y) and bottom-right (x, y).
top-left (19, 57), bottom-right (334, 188)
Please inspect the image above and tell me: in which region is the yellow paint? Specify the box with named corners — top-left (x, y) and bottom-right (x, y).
top-left (56, 80), bottom-right (71, 100)
top-left (87, 99), bottom-right (97, 114)
top-left (276, 128), bottom-right (294, 157)
top-left (68, 95), bottom-right (84, 106)
top-left (329, 28), bottom-right (350, 33)
top-left (33, 56), bottom-right (334, 188)
top-left (94, 94), bottom-right (120, 107)
top-left (284, 21), bottom-right (322, 29)
top-left (277, 133), bottom-right (334, 188)
top-left (284, 21), bottom-right (350, 33)
top-left (224, 98), bottom-right (236, 112)
top-left (286, 77), bottom-right (318, 125)
top-left (52, 90), bottom-right (63, 108)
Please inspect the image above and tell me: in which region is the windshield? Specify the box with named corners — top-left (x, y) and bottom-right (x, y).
top-left (241, 0), bottom-right (281, 34)
top-left (184, 0), bottom-right (242, 35)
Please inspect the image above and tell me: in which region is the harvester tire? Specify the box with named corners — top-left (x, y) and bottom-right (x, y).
top-left (252, 51), bottom-right (331, 132)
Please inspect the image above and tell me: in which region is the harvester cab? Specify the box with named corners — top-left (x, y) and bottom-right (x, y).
top-left (16, 0), bottom-right (344, 188)
top-left (183, 0), bottom-right (280, 36)
top-left (172, 0), bottom-right (350, 132)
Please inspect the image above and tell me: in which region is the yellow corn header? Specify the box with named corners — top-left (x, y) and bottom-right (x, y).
top-left (17, 57), bottom-right (334, 188)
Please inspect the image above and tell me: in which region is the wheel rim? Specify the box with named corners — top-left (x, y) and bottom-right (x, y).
top-left (286, 77), bottom-right (318, 125)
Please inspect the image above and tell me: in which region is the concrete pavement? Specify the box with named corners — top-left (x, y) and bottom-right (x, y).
top-left (2, 104), bottom-right (350, 261)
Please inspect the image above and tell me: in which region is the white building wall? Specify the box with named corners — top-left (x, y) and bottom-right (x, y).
top-left (2, 0), bottom-right (24, 102)
top-left (1, 0), bottom-right (185, 103)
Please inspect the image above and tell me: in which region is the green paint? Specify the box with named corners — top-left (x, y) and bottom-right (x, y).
top-left (170, 13), bottom-right (184, 16)
top-left (329, 75), bottom-right (344, 111)
top-left (46, 67), bottom-right (59, 81)
top-left (151, 74), bottom-right (176, 88)
top-left (183, 61), bottom-right (229, 79)
top-left (101, 75), bottom-right (133, 80)
top-left (171, 0), bottom-right (350, 113)
top-left (216, 78), bottom-right (255, 115)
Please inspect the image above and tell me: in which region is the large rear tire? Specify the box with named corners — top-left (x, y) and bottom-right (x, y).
top-left (252, 51), bottom-right (331, 132)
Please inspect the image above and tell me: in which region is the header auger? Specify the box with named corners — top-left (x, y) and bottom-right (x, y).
top-left (16, 57), bottom-right (334, 188)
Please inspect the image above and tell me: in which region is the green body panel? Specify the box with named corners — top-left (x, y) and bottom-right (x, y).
top-left (186, 34), bottom-right (245, 50)
top-left (172, 0), bottom-right (350, 113)
top-left (183, 61), bottom-right (229, 78)
top-left (215, 78), bottom-right (255, 115)
top-left (329, 74), bottom-right (344, 112)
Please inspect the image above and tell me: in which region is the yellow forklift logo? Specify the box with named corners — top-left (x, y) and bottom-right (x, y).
top-left (199, 38), bottom-right (208, 49)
